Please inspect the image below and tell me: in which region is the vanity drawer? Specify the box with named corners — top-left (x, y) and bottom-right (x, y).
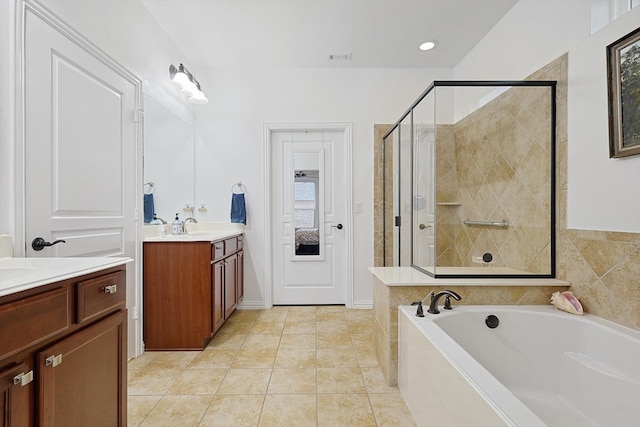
top-left (237, 235), bottom-right (244, 250)
top-left (213, 241), bottom-right (225, 261)
top-left (76, 271), bottom-right (125, 324)
top-left (0, 287), bottom-right (70, 361)
top-left (224, 237), bottom-right (238, 254)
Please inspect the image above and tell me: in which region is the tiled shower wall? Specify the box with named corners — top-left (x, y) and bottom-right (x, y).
top-left (374, 54), bottom-right (640, 331)
top-left (435, 85), bottom-right (552, 274)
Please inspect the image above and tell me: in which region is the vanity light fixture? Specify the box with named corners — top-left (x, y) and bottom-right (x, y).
top-left (169, 63), bottom-right (208, 104)
top-left (419, 40), bottom-right (438, 51)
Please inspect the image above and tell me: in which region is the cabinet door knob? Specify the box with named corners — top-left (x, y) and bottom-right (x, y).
top-left (13, 370), bottom-right (34, 387)
top-left (45, 354), bottom-right (63, 368)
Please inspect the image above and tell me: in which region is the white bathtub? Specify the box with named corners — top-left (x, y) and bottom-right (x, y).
top-left (398, 305), bottom-right (640, 427)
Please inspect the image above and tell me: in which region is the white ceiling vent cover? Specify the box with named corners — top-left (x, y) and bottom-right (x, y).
top-left (326, 53), bottom-right (352, 61)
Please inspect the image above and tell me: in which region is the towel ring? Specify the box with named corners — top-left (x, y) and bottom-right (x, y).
top-left (144, 182), bottom-right (155, 194)
top-left (232, 182), bottom-right (246, 194)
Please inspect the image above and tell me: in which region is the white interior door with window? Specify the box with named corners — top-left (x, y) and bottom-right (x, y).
top-left (269, 126), bottom-right (351, 305)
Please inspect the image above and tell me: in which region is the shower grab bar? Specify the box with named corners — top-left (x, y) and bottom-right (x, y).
top-left (463, 219), bottom-right (508, 229)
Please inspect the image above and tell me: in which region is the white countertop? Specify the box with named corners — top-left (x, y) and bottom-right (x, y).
top-left (369, 267), bottom-right (570, 287)
top-left (0, 257), bottom-right (132, 297)
top-left (143, 222), bottom-right (244, 243)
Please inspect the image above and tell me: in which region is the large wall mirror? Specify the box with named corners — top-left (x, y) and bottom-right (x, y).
top-left (382, 81), bottom-right (557, 278)
top-left (143, 95), bottom-right (194, 223)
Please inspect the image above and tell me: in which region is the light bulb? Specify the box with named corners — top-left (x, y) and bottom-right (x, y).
top-left (180, 80), bottom-right (198, 96)
top-left (171, 71), bottom-right (190, 88)
top-left (419, 40), bottom-right (438, 51)
top-left (189, 90), bottom-right (208, 104)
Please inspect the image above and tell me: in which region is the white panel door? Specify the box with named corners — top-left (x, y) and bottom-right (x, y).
top-left (24, 9), bottom-right (137, 260)
top-left (272, 130), bottom-right (348, 305)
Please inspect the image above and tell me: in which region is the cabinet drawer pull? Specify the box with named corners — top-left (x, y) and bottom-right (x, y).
top-left (103, 284), bottom-right (118, 294)
top-left (215, 245), bottom-right (223, 250)
top-left (45, 354), bottom-right (63, 368)
top-left (13, 370), bottom-right (34, 386)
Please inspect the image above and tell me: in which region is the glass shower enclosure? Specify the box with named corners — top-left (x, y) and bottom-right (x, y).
top-left (382, 81), bottom-right (557, 278)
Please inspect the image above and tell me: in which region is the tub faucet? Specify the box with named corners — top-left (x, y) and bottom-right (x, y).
top-left (428, 290), bottom-right (462, 314)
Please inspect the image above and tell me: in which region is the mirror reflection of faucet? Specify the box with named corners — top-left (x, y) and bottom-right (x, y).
top-left (150, 214), bottom-right (167, 224)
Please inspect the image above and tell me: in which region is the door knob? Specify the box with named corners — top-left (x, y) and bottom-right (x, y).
top-left (331, 224), bottom-right (343, 230)
top-left (31, 237), bottom-right (66, 251)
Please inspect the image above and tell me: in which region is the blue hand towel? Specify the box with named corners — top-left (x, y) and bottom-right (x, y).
top-left (230, 193), bottom-right (246, 225)
top-left (143, 193), bottom-right (155, 223)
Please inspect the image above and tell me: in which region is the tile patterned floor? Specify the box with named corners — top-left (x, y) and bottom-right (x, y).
top-left (128, 305), bottom-right (416, 426)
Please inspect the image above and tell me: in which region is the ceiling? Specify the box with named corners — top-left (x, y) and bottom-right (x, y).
top-left (140, 0), bottom-right (518, 69)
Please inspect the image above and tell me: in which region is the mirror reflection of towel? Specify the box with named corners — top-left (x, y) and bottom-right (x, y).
top-left (144, 193), bottom-right (154, 223)
top-left (231, 193), bottom-right (246, 224)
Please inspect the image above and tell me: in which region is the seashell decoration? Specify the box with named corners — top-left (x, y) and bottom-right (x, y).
top-left (550, 291), bottom-right (584, 315)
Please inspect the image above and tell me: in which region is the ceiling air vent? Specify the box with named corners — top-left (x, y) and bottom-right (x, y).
top-left (326, 53), bottom-right (352, 61)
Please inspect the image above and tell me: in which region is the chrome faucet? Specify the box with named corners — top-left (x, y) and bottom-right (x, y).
top-left (183, 217), bottom-right (198, 234)
top-left (428, 290), bottom-right (462, 314)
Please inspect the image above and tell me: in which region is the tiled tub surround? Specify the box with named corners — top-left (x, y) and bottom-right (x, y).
top-left (370, 267), bottom-right (570, 386)
top-left (398, 305), bottom-right (640, 427)
top-left (128, 305), bottom-right (416, 427)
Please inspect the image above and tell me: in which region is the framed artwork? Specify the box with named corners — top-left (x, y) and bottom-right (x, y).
top-left (607, 26), bottom-right (640, 158)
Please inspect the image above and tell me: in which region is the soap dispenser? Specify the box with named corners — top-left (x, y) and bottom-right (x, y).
top-left (172, 213), bottom-right (182, 235)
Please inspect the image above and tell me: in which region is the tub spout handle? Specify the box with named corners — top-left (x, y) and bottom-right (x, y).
top-left (444, 295), bottom-right (453, 310)
top-left (411, 301), bottom-right (425, 317)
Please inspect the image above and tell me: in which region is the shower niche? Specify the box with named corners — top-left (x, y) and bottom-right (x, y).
top-left (381, 81), bottom-right (557, 278)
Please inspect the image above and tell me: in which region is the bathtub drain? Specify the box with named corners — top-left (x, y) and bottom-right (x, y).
top-left (485, 315), bottom-right (499, 329)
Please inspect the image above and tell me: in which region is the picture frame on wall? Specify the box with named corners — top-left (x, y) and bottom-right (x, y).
top-left (607, 26), bottom-right (640, 158)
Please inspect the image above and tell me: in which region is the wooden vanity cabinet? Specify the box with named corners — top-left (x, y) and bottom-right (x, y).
top-left (144, 234), bottom-right (244, 350)
top-left (212, 259), bottom-right (225, 334)
top-left (237, 246), bottom-right (244, 304)
top-left (223, 252), bottom-right (237, 319)
top-left (0, 266), bottom-right (127, 427)
top-left (0, 360), bottom-right (32, 427)
top-left (38, 310), bottom-right (126, 426)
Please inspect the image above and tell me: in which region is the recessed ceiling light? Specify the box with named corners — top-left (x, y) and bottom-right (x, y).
top-left (419, 40), bottom-right (438, 51)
